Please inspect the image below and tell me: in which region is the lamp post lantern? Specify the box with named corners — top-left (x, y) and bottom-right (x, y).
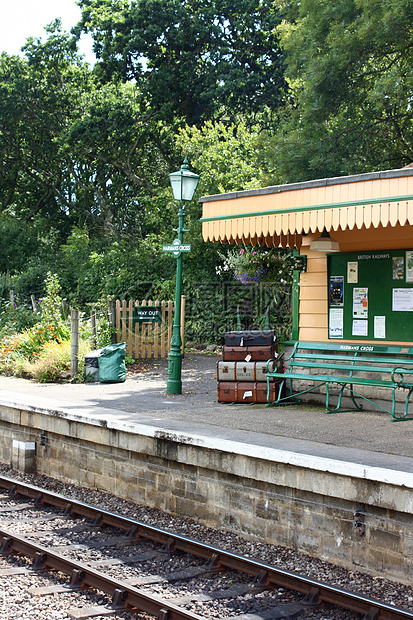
top-left (166, 158), bottom-right (199, 394)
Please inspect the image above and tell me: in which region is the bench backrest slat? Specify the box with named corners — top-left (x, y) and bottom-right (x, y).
top-left (291, 353), bottom-right (413, 367)
top-left (293, 341), bottom-right (413, 355)
top-left (290, 360), bottom-right (412, 375)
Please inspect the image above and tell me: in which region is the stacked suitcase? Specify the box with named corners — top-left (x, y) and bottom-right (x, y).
top-left (217, 330), bottom-right (283, 403)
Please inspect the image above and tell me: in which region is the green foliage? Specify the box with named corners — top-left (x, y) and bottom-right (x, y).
top-left (0, 273), bottom-right (69, 378)
top-left (76, 0), bottom-right (287, 124)
top-left (39, 273), bottom-right (69, 341)
top-left (0, 299), bottom-right (37, 339)
top-left (273, 0), bottom-right (413, 180)
top-left (0, 26), bottom-right (174, 242)
top-left (0, 216), bottom-right (40, 274)
top-left (176, 121), bottom-right (276, 196)
top-left (83, 298), bottom-right (115, 350)
top-left (23, 339), bottom-right (91, 383)
top-left (3, 322), bottom-right (61, 362)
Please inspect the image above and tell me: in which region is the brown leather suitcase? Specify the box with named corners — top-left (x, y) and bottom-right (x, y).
top-left (217, 381), bottom-right (281, 403)
top-left (217, 360), bottom-right (278, 382)
top-left (225, 330), bottom-right (277, 347)
top-left (222, 344), bottom-right (277, 362)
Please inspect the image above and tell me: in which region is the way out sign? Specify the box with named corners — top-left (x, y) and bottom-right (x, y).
top-left (162, 238), bottom-right (191, 258)
top-left (132, 307), bottom-right (162, 324)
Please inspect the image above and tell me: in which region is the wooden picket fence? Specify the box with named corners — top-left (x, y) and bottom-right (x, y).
top-left (113, 297), bottom-right (185, 359)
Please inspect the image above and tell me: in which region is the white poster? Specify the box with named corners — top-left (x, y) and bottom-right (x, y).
top-left (392, 288), bottom-right (413, 312)
top-left (374, 316), bottom-right (386, 339)
top-left (353, 287), bottom-right (368, 318)
top-left (347, 261), bottom-right (358, 284)
top-left (329, 308), bottom-right (344, 339)
top-left (406, 251), bottom-right (413, 283)
top-left (352, 320), bottom-right (368, 337)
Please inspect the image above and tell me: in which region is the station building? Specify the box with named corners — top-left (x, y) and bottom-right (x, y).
top-left (200, 166), bottom-right (413, 348)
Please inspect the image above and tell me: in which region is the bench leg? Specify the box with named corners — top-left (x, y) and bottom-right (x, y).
top-left (391, 387), bottom-right (413, 421)
top-left (348, 384), bottom-right (364, 411)
top-left (266, 378), bottom-right (302, 406)
top-left (325, 383), bottom-right (363, 414)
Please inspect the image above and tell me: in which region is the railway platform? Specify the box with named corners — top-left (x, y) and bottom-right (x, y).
top-left (0, 352), bottom-right (412, 467)
top-left (0, 352), bottom-right (412, 584)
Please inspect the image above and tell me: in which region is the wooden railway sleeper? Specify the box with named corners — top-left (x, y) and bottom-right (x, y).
top-left (363, 608), bottom-right (379, 620)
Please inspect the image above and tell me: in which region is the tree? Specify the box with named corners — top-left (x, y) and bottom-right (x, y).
top-left (0, 22), bottom-right (180, 241)
top-left (75, 0), bottom-right (287, 125)
top-left (273, 0), bottom-right (413, 181)
top-left (0, 23), bottom-right (89, 231)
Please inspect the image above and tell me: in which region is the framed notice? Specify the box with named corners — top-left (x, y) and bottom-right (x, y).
top-left (392, 289), bottom-right (413, 312)
top-left (392, 257), bottom-right (404, 280)
top-left (374, 316), bottom-right (386, 339)
top-left (353, 288), bottom-right (368, 318)
top-left (329, 308), bottom-right (343, 338)
top-left (329, 276), bottom-right (344, 307)
top-left (347, 261), bottom-right (358, 283)
top-left (406, 251), bottom-right (413, 283)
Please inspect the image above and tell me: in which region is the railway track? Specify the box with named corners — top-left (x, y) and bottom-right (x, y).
top-left (0, 474), bottom-right (412, 620)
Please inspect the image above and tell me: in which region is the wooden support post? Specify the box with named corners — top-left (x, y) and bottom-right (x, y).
top-left (90, 309), bottom-right (97, 349)
top-left (109, 300), bottom-right (117, 344)
top-left (70, 309), bottom-right (79, 378)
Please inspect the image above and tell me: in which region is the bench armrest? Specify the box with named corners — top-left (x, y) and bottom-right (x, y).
top-left (391, 366), bottom-right (413, 384)
top-left (266, 352), bottom-right (284, 374)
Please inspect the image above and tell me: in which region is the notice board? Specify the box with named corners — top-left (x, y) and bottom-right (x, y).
top-left (327, 249), bottom-right (413, 341)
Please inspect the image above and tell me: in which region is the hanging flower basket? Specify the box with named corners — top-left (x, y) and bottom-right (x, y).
top-left (218, 246), bottom-right (293, 286)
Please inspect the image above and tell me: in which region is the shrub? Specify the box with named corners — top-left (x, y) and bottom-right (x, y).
top-left (23, 339), bottom-right (92, 383)
top-left (0, 299), bottom-right (37, 338)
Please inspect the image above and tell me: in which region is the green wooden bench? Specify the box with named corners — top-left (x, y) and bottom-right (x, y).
top-left (266, 342), bottom-right (413, 421)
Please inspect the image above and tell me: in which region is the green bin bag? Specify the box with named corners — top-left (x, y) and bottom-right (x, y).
top-left (98, 342), bottom-right (127, 383)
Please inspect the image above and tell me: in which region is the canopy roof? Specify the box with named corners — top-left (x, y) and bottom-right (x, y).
top-left (200, 168), bottom-right (413, 247)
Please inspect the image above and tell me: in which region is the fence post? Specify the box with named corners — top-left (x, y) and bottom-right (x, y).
top-left (109, 301), bottom-right (117, 344)
top-left (90, 309), bottom-right (97, 349)
top-left (70, 309), bottom-right (79, 378)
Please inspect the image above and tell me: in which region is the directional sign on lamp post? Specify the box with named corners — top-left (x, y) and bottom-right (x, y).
top-left (162, 238), bottom-right (191, 257)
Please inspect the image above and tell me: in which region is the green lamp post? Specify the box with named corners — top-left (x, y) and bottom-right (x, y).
top-left (166, 158), bottom-right (200, 394)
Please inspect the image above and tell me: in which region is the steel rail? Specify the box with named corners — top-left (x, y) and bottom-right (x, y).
top-left (1, 475), bottom-right (412, 620)
top-left (0, 526), bottom-right (203, 620)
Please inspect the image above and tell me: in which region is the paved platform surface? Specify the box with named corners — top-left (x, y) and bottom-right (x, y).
top-left (1, 353), bottom-right (412, 474)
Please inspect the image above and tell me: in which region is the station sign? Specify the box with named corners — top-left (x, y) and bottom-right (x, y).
top-left (162, 238), bottom-right (191, 257)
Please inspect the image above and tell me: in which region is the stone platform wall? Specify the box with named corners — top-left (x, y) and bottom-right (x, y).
top-left (0, 401), bottom-right (411, 585)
